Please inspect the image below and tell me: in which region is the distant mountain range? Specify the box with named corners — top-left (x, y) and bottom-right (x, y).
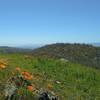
top-left (0, 44), bottom-right (44, 54)
top-left (16, 44), bottom-right (43, 49)
top-left (0, 46), bottom-right (32, 54)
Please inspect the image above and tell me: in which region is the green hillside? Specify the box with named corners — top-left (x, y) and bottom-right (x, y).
top-left (0, 54), bottom-right (100, 100)
top-left (31, 43), bottom-right (100, 69)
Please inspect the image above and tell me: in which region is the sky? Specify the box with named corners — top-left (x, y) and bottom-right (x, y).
top-left (0, 0), bottom-right (100, 46)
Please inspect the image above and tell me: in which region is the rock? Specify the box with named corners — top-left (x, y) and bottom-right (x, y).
top-left (37, 90), bottom-right (58, 100)
top-left (60, 58), bottom-right (68, 62)
top-left (51, 96), bottom-right (58, 100)
top-left (38, 91), bottom-right (50, 100)
top-left (4, 84), bottom-right (16, 97)
top-left (55, 81), bottom-right (61, 84)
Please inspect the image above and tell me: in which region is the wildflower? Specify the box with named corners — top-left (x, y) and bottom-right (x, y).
top-left (24, 71), bottom-right (30, 76)
top-left (0, 64), bottom-right (6, 69)
top-left (15, 67), bottom-right (21, 72)
top-left (47, 83), bottom-right (53, 90)
top-left (23, 75), bottom-right (28, 80)
top-left (27, 85), bottom-right (33, 91)
top-left (21, 71), bottom-right (30, 76)
top-left (21, 71), bottom-right (32, 80)
top-left (0, 60), bottom-right (7, 69)
top-left (27, 75), bottom-right (33, 80)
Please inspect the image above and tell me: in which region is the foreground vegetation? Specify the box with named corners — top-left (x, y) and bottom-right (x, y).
top-left (0, 54), bottom-right (100, 100)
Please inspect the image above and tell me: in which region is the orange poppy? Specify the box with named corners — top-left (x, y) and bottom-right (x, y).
top-left (27, 85), bottom-right (33, 91)
top-left (23, 75), bottom-right (28, 79)
top-left (27, 75), bottom-right (33, 80)
top-left (15, 67), bottom-right (21, 72)
top-left (24, 71), bottom-right (30, 76)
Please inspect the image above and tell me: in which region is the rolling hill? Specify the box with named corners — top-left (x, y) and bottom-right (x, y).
top-left (31, 43), bottom-right (100, 69)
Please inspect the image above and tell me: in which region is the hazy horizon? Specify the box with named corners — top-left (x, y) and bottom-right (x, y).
top-left (0, 42), bottom-right (100, 48)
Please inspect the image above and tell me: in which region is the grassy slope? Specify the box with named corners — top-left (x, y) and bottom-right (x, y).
top-left (0, 54), bottom-right (100, 100)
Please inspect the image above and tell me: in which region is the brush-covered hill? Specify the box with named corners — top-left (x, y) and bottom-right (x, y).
top-left (0, 46), bottom-right (32, 54)
top-left (31, 43), bottom-right (100, 69)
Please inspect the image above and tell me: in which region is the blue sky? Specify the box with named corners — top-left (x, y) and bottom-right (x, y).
top-left (0, 0), bottom-right (100, 46)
